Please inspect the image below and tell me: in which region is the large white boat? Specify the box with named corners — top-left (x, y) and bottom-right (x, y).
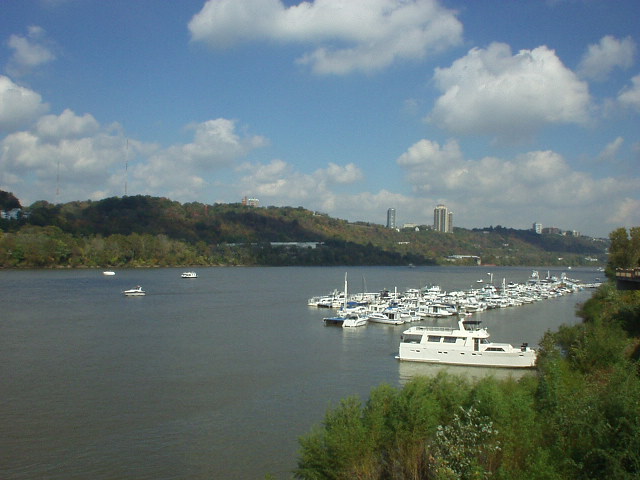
top-left (181, 271), bottom-right (198, 278)
top-left (397, 319), bottom-right (536, 368)
top-left (123, 286), bottom-right (145, 296)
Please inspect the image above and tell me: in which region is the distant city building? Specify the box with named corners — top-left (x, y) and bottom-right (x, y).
top-left (242, 196), bottom-right (259, 207)
top-left (542, 227), bottom-right (561, 235)
top-left (533, 222), bottom-right (542, 234)
top-left (434, 204), bottom-right (453, 232)
top-left (386, 208), bottom-right (396, 229)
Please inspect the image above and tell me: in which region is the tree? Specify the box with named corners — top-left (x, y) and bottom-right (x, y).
top-left (0, 190), bottom-right (21, 210)
top-left (607, 227), bottom-right (640, 277)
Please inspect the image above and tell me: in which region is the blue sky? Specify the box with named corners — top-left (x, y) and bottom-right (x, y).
top-left (1, 0), bottom-right (639, 238)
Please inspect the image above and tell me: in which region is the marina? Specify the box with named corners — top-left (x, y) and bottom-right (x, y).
top-left (0, 266), bottom-right (600, 479)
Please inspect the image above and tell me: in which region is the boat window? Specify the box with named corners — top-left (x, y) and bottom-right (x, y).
top-left (427, 336), bottom-right (442, 342)
top-left (443, 337), bottom-right (458, 343)
top-left (402, 334), bottom-right (422, 343)
top-left (485, 347), bottom-right (505, 352)
top-left (481, 338), bottom-right (490, 344)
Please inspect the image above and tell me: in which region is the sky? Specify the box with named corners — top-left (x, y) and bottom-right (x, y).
top-left (1, 0), bottom-right (639, 238)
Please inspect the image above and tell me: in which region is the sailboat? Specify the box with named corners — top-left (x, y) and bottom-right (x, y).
top-left (323, 273), bottom-right (367, 327)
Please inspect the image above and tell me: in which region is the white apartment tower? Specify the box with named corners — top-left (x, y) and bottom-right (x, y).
top-left (434, 204), bottom-right (453, 233)
top-left (386, 208), bottom-right (396, 229)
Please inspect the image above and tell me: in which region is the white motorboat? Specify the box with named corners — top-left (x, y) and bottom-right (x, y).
top-left (342, 313), bottom-right (368, 328)
top-left (103, 271), bottom-right (115, 276)
top-left (181, 271), bottom-right (198, 278)
top-left (418, 303), bottom-right (455, 318)
top-left (397, 319), bottom-right (536, 368)
top-left (367, 311), bottom-right (405, 325)
top-left (123, 286), bottom-right (145, 296)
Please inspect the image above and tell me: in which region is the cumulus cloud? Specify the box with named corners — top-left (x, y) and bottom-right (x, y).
top-left (36, 109), bottom-right (100, 140)
top-left (597, 137), bottom-right (624, 162)
top-left (428, 43), bottom-right (591, 141)
top-left (0, 106), bottom-right (268, 204)
top-left (5, 26), bottom-right (56, 76)
top-left (578, 35), bottom-right (635, 81)
top-left (189, 0), bottom-right (463, 74)
top-left (236, 158), bottom-right (409, 220)
top-left (618, 74), bottom-right (640, 112)
top-left (126, 118), bottom-right (268, 199)
top-left (396, 138), bottom-right (640, 234)
top-left (0, 75), bottom-right (49, 131)
top-left (237, 158), bottom-right (362, 201)
top-left (1, 123), bottom-right (127, 202)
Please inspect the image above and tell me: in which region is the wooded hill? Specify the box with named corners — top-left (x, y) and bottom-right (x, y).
top-left (0, 193), bottom-right (608, 268)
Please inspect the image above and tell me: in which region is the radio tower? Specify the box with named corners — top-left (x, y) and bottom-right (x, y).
top-left (124, 138), bottom-right (128, 197)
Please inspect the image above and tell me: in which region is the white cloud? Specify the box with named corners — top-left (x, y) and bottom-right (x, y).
top-left (315, 162), bottom-right (363, 184)
top-left (578, 35), bottom-right (635, 81)
top-left (189, 0), bottom-right (463, 74)
top-left (597, 137), bottom-right (624, 162)
top-left (0, 75), bottom-right (49, 131)
top-left (428, 43), bottom-right (591, 141)
top-left (396, 138), bottom-right (640, 235)
top-left (0, 106), bottom-right (268, 205)
top-left (237, 158), bottom-right (363, 203)
top-left (237, 158), bottom-right (414, 222)
top-left (129, 119), bottom-right (268, 199)
top-left (618, 74), bottom-right (640, 112)
top-left (5, 26), bottom-right (56, 76)
top-left (36, 109), bottom-right (100, 140)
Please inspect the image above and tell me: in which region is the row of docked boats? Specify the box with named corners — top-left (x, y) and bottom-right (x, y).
top-left (309, 271), bottom-right (596, 325)
top-left (309, 271), bottom-right (599, 368)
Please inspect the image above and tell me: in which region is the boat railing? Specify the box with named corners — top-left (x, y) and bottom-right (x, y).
top-left (410, 325), bottom-right (457, 333)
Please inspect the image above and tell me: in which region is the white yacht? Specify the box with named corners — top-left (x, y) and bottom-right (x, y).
top-left (123, 286), bottom-right (145, 296)
top-left (397, 319), bottom-right (536, 368)
top-left (181, 271), bottom-right (198, 278)
top-left (103, 271), bottom-right (115, 276)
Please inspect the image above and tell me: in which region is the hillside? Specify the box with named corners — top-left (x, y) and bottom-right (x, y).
top-left (0, 193), bottom-right (608, 268)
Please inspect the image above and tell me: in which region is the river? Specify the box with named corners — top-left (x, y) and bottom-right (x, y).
top-left (0, 266), bottom-right (601, 479)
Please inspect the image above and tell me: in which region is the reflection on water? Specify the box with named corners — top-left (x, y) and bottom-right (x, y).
top-left (397, 359), bottom-right (536, 384)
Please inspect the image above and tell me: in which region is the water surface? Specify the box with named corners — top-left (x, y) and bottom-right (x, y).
top-left (0, 266), bottom-right (599, 479)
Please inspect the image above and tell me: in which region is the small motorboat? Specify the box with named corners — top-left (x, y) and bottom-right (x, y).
top-left (181, 271), bottom-right (198, 278)
top-left (123, 286), bottom-right (145, 296)
top-left (103, 271), bottom-right (115, 276)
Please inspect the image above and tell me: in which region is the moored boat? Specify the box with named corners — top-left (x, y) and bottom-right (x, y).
top-left (123, 286), bottom-right (145, 296)
top-left (342, 313), bottom-right (368, 328)
top-left (181, 271), bottom-right (198, 278)
top-left (397, 319), bottom-right (536, 368)
top-left (103, 271), bottom-right (115, 276)
top-left (367, 311), bottom-right (405, 325)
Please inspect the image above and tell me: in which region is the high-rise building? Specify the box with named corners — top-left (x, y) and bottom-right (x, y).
top-left (533, 222), bottom-right (542, 234)
top-left (386, 208), bottom-right (396, 229)
top-left (242, 196), bottom-right (259, 207)
top-left (434, 204), bottom-right (453, 232)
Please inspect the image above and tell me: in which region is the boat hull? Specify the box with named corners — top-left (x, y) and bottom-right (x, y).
top-left (397, 344), bottom-right (536, 368)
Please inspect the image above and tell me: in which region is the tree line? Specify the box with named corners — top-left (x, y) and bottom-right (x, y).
top-left (0, 191), bottom-right (609, 268)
